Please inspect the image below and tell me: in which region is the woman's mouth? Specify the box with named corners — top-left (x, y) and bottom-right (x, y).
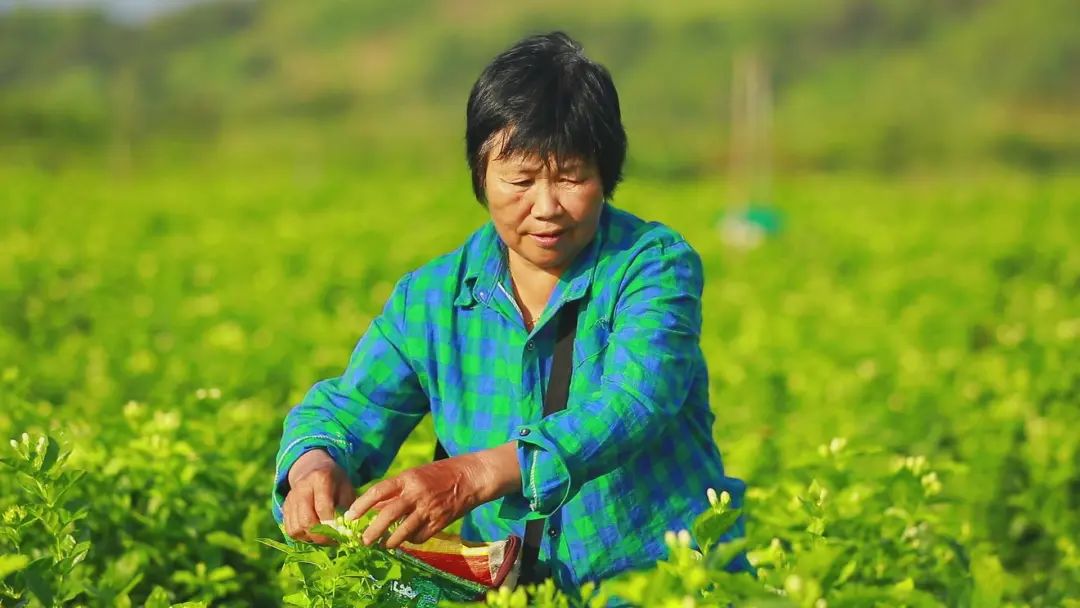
top-left (530, 231), bottom-right (565, 248)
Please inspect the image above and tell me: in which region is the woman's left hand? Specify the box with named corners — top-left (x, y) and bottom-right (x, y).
top-left (344, 442), bottom-right (520, 549)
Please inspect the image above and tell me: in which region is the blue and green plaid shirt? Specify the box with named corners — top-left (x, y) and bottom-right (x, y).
top-left (273, 203), bottom-right (748, 590)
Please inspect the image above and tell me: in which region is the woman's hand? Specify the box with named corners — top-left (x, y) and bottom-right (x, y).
top-left (345, 442), bottom-right (521, 549)
top-left (282, 449), bottom-right (356, 545)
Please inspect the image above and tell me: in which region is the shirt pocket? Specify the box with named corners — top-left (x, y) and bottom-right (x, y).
top-left (573, 317), bottom-right (611, 370)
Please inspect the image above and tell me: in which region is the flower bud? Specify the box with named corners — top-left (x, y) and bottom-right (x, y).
top-left (920, 471), bottom-right (942, 496)
top-left (784, 574), bottom-right (803, 595)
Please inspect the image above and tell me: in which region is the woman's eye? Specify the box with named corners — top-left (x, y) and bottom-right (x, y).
top-left (510, 180), bottom-right (533, 187)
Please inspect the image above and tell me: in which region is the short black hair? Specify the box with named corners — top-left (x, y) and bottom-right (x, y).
top-left (465, 31), bottom-right (627, 204)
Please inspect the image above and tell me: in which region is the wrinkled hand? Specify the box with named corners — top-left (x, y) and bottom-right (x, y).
top-left (345, 442), bottom-right (520, 549)
top-left (282, 449), bottom-right (355, 545)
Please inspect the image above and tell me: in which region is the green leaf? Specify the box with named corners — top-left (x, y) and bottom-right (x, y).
top-left (207, 531), bottom-right (258, 559)
top-left (691, 507), bottom-right (742, 549)
top-left (289, 549), bottom-right (333, 568)
top-left (971, 553), bottom-right (1005, 608)
top-left (308, 523), bottom-right (351, 544)
top-left (39, 436), bottom-right (60, 473)
top-left (257, 537), bottom-right (295, 554)
top-left (0, 554), bottom-right (30, 579)
top-left (283, 591), bottom-right (312, 607)
top-left (208, 565), bottom-right (237, 583)
top-left (22, 558), bottom-right (54, 607)
top-left (705, 538), bottom-right (748, 571)
top-left (241, 505), bottom-right (262, 542)
top-left (145, 585), bottom-right (171, 608)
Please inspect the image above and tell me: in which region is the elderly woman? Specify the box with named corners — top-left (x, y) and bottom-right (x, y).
top-left (272, 31), bottom-right (748, 594)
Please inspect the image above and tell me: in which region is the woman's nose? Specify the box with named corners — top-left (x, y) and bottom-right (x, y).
top-left (530, 180), bottom-right (561, 219)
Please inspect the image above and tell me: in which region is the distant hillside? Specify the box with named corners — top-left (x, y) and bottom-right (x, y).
top-left (1, 0), bottom-right (1077, 173)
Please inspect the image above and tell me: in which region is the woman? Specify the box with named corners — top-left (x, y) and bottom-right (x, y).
top-left (272, 31), bottom-right (748, 595)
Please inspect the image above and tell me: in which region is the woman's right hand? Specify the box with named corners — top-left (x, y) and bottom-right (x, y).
top-left (282, 449), bottom-right (356, 545)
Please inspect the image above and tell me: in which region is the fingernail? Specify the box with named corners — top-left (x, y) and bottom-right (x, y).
top-left (342, 510), bottom-right (355, 521)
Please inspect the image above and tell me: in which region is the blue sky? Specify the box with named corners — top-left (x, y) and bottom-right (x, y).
top-left (1, 0), bottom-right (214, 22)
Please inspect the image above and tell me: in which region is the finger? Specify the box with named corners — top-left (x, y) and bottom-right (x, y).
top-left (284, 490), bottom-right (306, 540)
top-left (384, 512), bottom-right (424, 550)
top-left (362, 499), bottom-right (411, 546)
top-left (346, 497), bottom-right (393, 520)
top-left (335, 481), bottom-right (355, 511)
top-left (282, 493), bottom-right (293, 532)
top-left (408, 519), bottom-right (440, 545)
top-left (283, 500), bottom-right (295, 538)
top-left (346, 478), bottom-right (400, 521)
top-left (313, 480), bottom-right (337, 523)
top-left (295, 495), bottom-right (332, 545)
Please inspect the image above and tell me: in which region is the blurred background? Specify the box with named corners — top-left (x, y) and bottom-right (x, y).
top-left (1, 1), bottom-right (1078, 606)
top-left (2, 0), bottom-right (1076, 175)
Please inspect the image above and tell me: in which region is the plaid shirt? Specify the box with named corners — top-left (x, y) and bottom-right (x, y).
top-left (272, 203), bottom-right (748, 590)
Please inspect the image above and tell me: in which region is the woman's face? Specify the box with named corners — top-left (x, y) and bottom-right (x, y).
top-left (483, 136), bottom-right (605, 275)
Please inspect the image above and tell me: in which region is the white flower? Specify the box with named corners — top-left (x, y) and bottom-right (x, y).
top-left (320, 519), bottom-right (356, 539)
top-left (706, 487), bottom-right (718, 506)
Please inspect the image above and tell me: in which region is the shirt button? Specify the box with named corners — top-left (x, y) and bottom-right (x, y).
top-left (519, 428), bottom-right (530, 437)
top-left (548, 527), bottom-right (559, 537)
top-left (526, 340), bottom-right (535, 351)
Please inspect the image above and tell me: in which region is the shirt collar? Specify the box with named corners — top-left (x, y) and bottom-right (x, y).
top-left (455, 203), bottom-right (609, 309)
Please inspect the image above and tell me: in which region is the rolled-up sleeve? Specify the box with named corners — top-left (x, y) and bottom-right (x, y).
top-left (500, 237), bottom-right (704, 519)
top-left (272, 273), bottom-right (428, 524)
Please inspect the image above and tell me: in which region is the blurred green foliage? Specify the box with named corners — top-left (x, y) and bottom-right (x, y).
top-left (1, 0), bottom-right (1078, 173)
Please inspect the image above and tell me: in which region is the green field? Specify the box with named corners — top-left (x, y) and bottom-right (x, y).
top-left (2, 0), bottom-right (1079, 604)
top-left (1, 161), bottom-right (1077, 605)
